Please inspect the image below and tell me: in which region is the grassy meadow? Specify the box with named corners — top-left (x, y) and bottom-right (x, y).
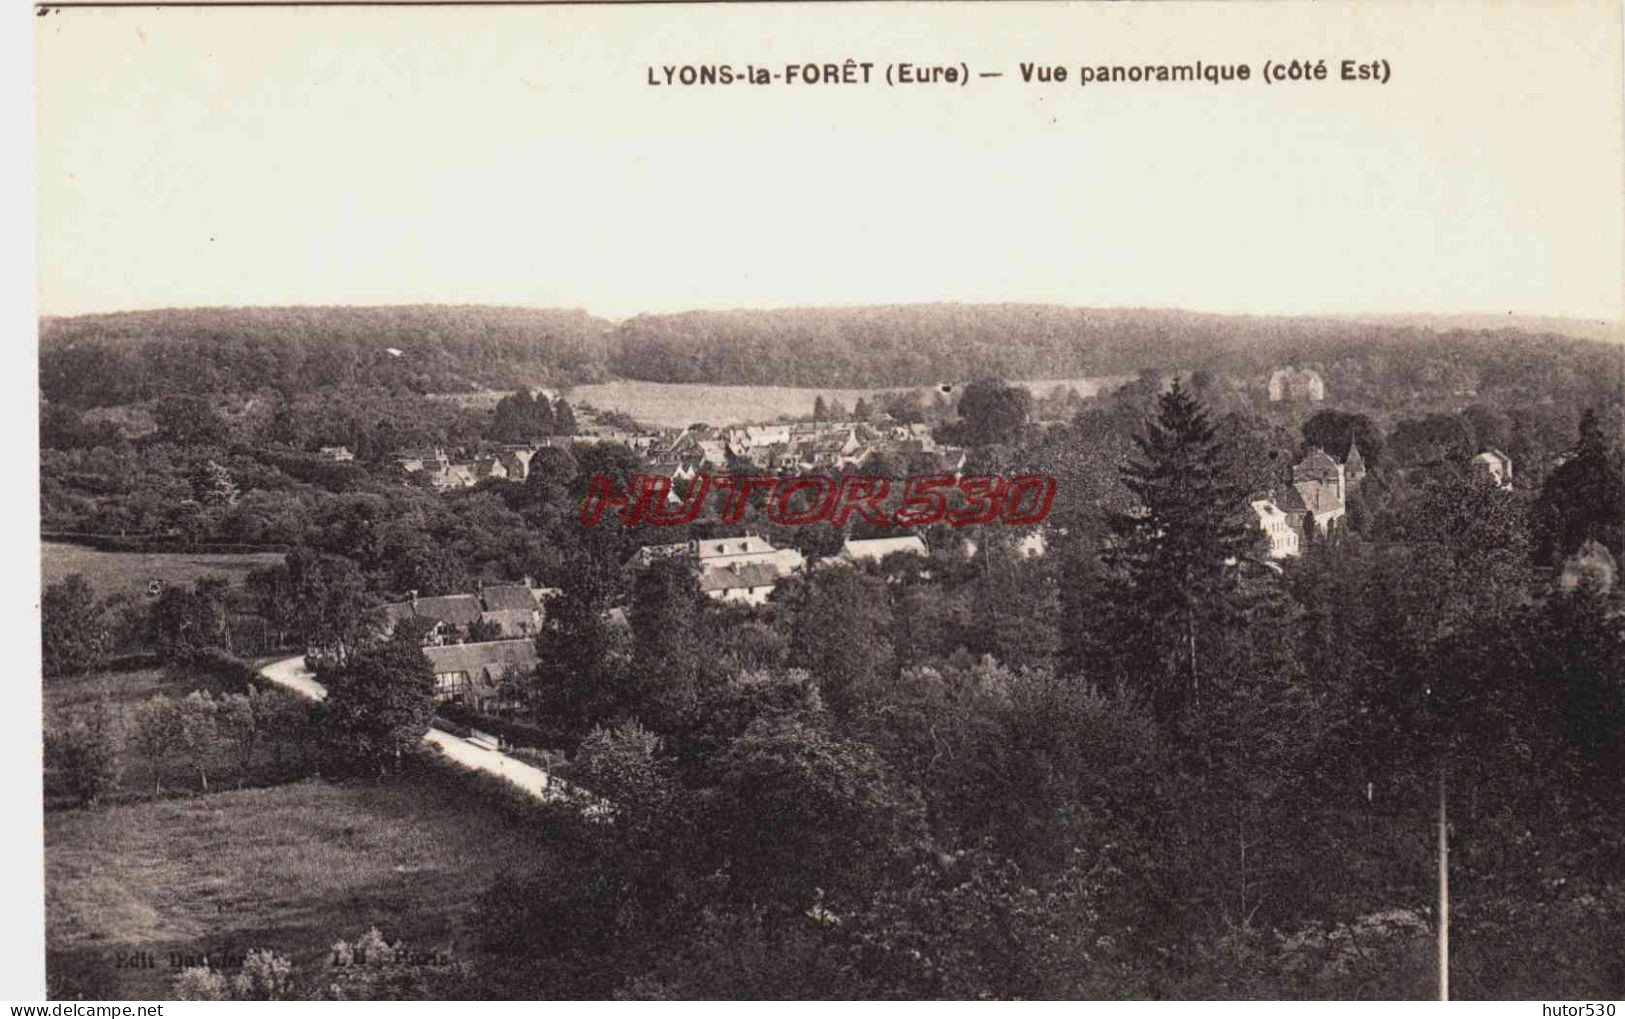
top-left (45, 773), bottom-right (547, 999)
top-left (44, 664), bottom-right (552, 999)
top-left (41, 541), bottom-right (285, 601)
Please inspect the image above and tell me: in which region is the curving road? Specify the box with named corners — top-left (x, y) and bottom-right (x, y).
top-left (258, 655), bottom-right (328, 701)
top-left (257, 655), bottom-right (570, 803)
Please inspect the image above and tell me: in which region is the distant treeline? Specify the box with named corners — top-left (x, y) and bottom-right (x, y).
top-left (40, 303), bottom-right (1623, 415)
top-left (609, 305), bottom-right (1623, 410)
top-left (39, 305), bottom-right (613, 408)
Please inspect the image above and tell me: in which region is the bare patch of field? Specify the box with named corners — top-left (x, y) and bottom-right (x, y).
top-left (41, 541), bottom-right (286, 601)
top-left (563, 377), bottom-right (1128, 429)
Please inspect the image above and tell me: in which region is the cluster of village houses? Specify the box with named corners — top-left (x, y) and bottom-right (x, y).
top-left (380, 528), bottom-right (1051, 712)
top-left (404, 436), bottom-right (1517, 711)
top-left (347, 373), bottom-right (1521, 708)
top-left (374, 581), bottom-right (554, 710)
top-left (1251, 444), bottom-right (1513, 559)
top-left (369, 366), bottom-right (1336, 493)
top-left (380, 419), bottom-right (969, 493)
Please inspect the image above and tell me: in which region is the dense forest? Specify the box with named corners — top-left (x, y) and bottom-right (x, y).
top-left (41, 304), bottom-right (1623, 417)
top-left (39, 305), bottom-right (614, 407)
top-left (610, 306), bottom-right (1623, 408)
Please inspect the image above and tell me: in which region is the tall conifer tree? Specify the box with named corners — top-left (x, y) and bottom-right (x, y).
top-left (1096, 381), bottom-right (1255, 722)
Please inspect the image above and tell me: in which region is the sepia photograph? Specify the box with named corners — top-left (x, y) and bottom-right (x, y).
top-left (17, 0), bottom-right (1625, 1004)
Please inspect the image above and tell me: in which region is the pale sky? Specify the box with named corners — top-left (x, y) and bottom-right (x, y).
top-left (34, 1), bottom-right (1625, 322)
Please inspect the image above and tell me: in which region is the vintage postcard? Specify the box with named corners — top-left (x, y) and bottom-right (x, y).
top-left (21, 0), bottom-right (1625, 1004)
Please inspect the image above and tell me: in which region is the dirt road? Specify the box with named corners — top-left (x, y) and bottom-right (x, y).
top-left (257, 655), bottom-right (567, 803)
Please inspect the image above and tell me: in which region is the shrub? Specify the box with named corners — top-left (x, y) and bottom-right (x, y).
top-left (187, 648), bottom-right (266, 693)
top-left (430, 717), bottom-right (472, 739)
top-left (436, 703), bottom-right (566, 751)
top-left (172, 967), bottom-right (231, 1001)
top-left (505, 745), bottom-right (572, 779)
top-left (233, 948), bottom-right (296, 1000)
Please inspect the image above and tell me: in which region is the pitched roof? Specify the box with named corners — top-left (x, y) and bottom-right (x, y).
top-left (696, 535), bottom-right (778, 558)
top-left (1275, 486), bottom-right (1310, 514)
top-left (698, 561), bottom-right (782, 592)
top-left (497, 450), bottom-right (531, 476)
top-left (1296, 448), bottom-right (1340, 472)
top-left (1293, 478), bottom-right (1342, 514)
top-left (479, 609), bottom-right (535, 636)
top-left (423, 638), bottom-right (538, 677)
top-left (381, 601), bottom-right (420, 624)
top-left (630, 535), bottom-right (790, 571)
top-left (409, 594), bottom-right (484, 626)
top-left (481, 585), bottom-right (537, 611)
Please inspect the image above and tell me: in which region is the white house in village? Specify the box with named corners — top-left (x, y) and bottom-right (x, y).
top-left (634, 534), bottom-right (804, 575)
top-left (956, 528), bottom-right (1048, 560)
top-left (1251, 496), bottom-right (1302, 559)
top-left (1472, 449), bottom-right (1514, 489)
top-left (630, 534), bottom-right (806, 605)
top-left (1016, 529), bottom-right (1047, 558)
top-left (842, 535), bottom-right (929, 563)
top-left (697, 561), bottom-right (783, 606)
top-left (1267, 367), bottom-right (1326, 403)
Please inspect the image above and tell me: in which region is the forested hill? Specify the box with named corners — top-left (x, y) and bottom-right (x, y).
top-left (40, 302), bottom-right (1623, 412)
top-left (39, 305), bottom-right (614, 408)
top-left (609, 304), bottom-right (1622, 396)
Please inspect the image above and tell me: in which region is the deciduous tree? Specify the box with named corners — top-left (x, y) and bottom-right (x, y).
top-left (175, 690), bottom-right (220, 792)
top-left (129, 693), bottom-right (181, 795)
top-left (323, 631), bottom-right (436, 773)
top-left (41, 575), bottom-right (111, 677)
top-left (46, 701), bottom-right (121, 807)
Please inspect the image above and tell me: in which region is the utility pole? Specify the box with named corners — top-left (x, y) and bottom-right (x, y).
top-left (1437, 765), bottom-right (1450, 1002)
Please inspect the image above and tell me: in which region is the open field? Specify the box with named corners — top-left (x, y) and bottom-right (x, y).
top-left (45, 772), bottom-right (548, 999)
top-left (41, 542), bottom-right (285, 601)
top-left (564, 377), bottom-right (1131, 429)
top-left (45, 666), bottom-right (215, 720)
